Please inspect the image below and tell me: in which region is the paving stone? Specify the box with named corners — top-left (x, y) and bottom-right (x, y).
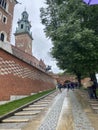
top-left (37, 90), bottom-right (94, 130)
top-left (0, 122), bottom-right (26, 129)
top-left (70, 91), bottom-right (94, 130)
top-left (38, 92), bottom-right (65, 130)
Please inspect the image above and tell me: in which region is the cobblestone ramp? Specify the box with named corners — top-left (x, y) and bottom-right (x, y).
top-left (38, 91), bottom-right (65, 130)
top-left (70, 91), bottom-right (94, 130)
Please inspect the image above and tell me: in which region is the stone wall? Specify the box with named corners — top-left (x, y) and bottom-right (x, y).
top-left (0, 48), bottom-right (55, 102)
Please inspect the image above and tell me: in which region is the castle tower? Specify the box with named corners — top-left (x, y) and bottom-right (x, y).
top-left (0, 0), bottom-right (17, 43)
top-left (14, 10), bottom-right (33, 55)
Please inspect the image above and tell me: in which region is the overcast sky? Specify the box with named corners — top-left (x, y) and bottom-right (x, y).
top-left (11, 0), bottom-right (63, 73)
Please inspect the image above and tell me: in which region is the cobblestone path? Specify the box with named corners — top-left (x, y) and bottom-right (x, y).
top-left (38, 91), bottom-right (65, 130)
top-left (70, 91), bottom-right (94, 130)
top-left (38, 90), bottom-right (95, 130)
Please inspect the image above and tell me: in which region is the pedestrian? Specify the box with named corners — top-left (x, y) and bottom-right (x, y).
top-left (70, 82), bottom-right (74, 91)
top-left (92, 81), bottom-right (98, 99)
top-left (85, 79), bottom-right (94, 99)
top-left (56, 81), bottom-right (62, 92)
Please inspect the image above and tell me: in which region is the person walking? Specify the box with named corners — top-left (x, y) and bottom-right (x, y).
top-left (86, 79), bottom-right (94, 99)
top-left (56, 81), bottom-right (62, 92)
top-left (92, 81), bottom-right (98, 99)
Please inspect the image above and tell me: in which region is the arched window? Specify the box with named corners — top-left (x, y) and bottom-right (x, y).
top-left (1, 33), bottom-right (4, 41)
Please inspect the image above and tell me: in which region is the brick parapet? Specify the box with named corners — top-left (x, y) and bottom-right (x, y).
top-left (0, 49), bottom-right (55, 101)
top-left (12, 45), bottom-right (46, 71)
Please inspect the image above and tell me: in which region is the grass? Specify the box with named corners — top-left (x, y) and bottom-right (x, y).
top-left (0, 89), bottom-right (55, 116)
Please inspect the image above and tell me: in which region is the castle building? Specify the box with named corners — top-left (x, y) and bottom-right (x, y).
top-left (0, 1), bottom-right (46, 71)
top-left (0, 0), bottom-right (17, 43)
top-left (0, 1), bottom-right (55, 104)
top-left (14, 10), bottom-right (33, 55)
top-left (13, 9), bottom-right (46, 71)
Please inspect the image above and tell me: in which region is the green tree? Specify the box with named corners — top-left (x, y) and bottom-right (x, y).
top-left (40, 0), bottom-right (98, 85)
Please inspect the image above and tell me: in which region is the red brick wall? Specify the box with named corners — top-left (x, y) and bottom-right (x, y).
top-left (12, 45), bottom-right (41, 70)
top-left (0, 49), bottom-right (55, 101)
top-left (15, 34), bottom-right (32, 55)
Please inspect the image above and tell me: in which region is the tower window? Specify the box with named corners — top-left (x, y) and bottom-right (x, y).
top-left (0, 0), bottom-right (7, 10)
top-left (4, 2), bottom-right (6, 9)
top-left (21, 24), bottom-right (23, 29)
top-left (0, 11), bottom-right (2, 20)
top-left (1, 33), bottom-right (4, 41)
top-left (2, 15), bottom-right (7, 24)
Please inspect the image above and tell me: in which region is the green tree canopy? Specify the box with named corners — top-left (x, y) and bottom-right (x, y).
top-left (40, 0), bottom-right (98, 83)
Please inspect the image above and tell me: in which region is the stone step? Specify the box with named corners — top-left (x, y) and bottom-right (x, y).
top-left (90, 103), bottom-right (98, 106)
top-left (29, 104), bottom-right (47, 107)
top-left (41, 99), bottom-right (51, 101)
top-left (15, 111), bottom-right (40, 116)
top-left (23, 107), bottom-right (42, 111)
top-left (2, 118), bottom-right (29, 123)
top-left (0, 129), bottom-right (21, 130)
top-left (91, 106), bottom-right (98, 113)
top-left (29, 105), bottom-right (45, 109)
top-left (92, 106), bottom-right (98, 110)
top-left (88, 100), bottom-right (98, 103)
top-left (37, 101), bottom-right (50, 103)
top-left (34, 102), bottom-right (48, 105)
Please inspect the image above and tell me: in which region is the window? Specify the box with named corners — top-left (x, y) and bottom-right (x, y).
top-left (0, 11), bottom-right (2, 20)
top-left (21, 24), bottom-right (23, 29)
top-left (2, 0), bottom-right (4, 7)
top-left (0, 0), bottom-right (7, 10)
top-left (2, 15), bottom-right (7, 24)
top-left (1, 33), bottom-right (4, 41)
top-left (4, 2), bottom-right (6, 9)
top-left (27, 26), bottom-right (30, 31)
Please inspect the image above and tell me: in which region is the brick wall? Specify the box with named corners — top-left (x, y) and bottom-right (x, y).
top-left (12, 45), bottom-right (46, 71)
top-left (0, 48), bottom-right (55, 101)
top-left (15, 33), bottom-right (32, 55)
top-left (0, 1), bottom-right (16, 42)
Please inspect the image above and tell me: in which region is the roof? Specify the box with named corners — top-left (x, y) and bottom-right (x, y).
top-left (15, 0), bottom-right (19, 4)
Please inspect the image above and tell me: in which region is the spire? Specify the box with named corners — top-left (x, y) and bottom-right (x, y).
top-left (24, 7), bottom-right (26, 11)
top-left (14, 9), bottom-right (33, 40)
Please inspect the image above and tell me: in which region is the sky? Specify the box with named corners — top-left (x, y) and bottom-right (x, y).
top-left (11, 0), bottom-right (63, 74)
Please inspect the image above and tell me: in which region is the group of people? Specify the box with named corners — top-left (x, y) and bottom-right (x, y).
top-left (56, 80), bottom-right (78, 92)
top-left (56, 79), bottom-right (98, 99)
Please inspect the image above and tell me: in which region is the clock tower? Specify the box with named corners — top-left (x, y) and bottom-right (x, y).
top-left (14, 10), bottom-right (33, 55)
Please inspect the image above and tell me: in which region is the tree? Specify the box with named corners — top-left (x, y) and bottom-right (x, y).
top-left (40, 0), bottom-right (98, 85)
